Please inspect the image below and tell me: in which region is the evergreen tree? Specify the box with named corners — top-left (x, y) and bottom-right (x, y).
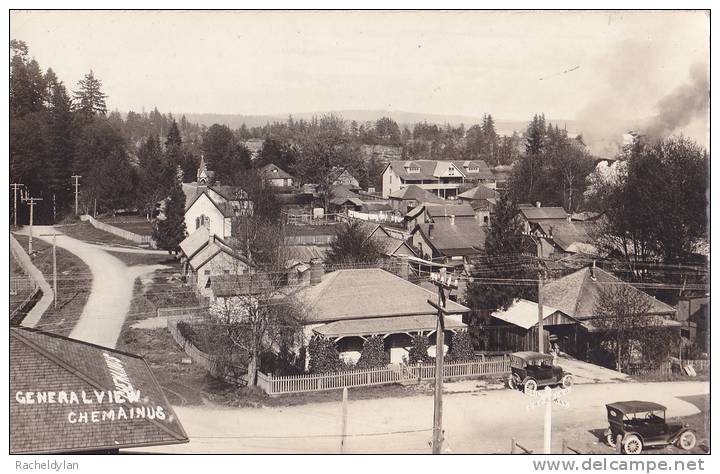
top-left (44, 80), bottom-right (75, 215)
top-left (137, 134), bottom-right (174, 218)
top-left (72, 70), bottom-right (107, 117)
top-left (165, 119), bottom-right (183, 172)
top-left (464, 192), bottom-right (535, 348)
top-left (326, 221), bottom-right (383, 265)
top-left (153, 182), bottom-right (187, 254)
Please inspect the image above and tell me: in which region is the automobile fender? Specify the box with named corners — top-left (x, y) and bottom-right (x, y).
top-left (668, 427), bottom-right (694, 444)
top-left (624, 431), bottom-right (644, 444)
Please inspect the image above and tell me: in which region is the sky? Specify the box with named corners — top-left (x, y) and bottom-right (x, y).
top-left (10, 10), bottom-right (709, 124)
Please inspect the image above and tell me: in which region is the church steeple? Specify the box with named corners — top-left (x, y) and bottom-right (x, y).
top-left (197, 154), bottom-right (211, 186)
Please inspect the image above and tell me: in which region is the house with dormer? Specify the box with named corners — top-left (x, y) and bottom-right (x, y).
top-left (381, 160), bottom-right (495, 199)
top-left (260, 163), bottom-right (295, 187)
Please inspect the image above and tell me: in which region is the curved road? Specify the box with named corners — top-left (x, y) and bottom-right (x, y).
top-left (15, 225), bottom-right (168, 348)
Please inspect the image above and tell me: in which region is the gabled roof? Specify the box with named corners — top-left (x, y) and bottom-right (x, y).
top-left (491, 298), bottom-right (576, 330)
top-left (185, 189), bottom-right (235, 217)
top-left (260, 163), bottom-right (294, 180)
top-left (519, 206), bottom-right (569, 221)
top-left (208, 185), bottom-right (250, 202)
top-left (284, 245), bottom-right (328, 263)
top-left (385, 160), bottom-right (493, 181)
top-left (365, 231), bottom-right (415, 257)
top-left (541, 266), bottom-right (677, 319)
top-left (415, 220), bottom-right (488, 256)
top-left (297, 268), bottom-right (469, 323)
top-left (536, 221), bottom-right (596, 253)
top-left (332, 184), bottom-right (364, 199)
top-left (179, 226), bottom-right (213, 260)
top-left (187, 235), bottom-right (248, 271)
top-left (10, 327), bottom-right (188, 454)
top-left (388, 184), bottom-right (443, 203)
top-left (458, 184), bottom-right (498, 201)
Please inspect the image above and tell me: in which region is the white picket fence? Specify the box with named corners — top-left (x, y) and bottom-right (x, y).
top-left (257, 356), bottom-right (510, 396)
top-left (82, 214), bottom-right (154, 246)
top-left (348, 209), bottom-right (404, 224)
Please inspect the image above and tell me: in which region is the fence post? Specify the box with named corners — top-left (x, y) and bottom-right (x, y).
top-left (616, 435), bottom-right (622, 454)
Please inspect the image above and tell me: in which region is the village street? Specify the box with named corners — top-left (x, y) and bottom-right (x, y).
top-left (14, 225), bottom-right (168, 348)
top-left (132, 380), bottom-right (709, 454)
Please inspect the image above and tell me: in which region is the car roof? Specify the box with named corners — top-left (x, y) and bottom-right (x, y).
top-left (606, 401), bottom-right (668, 413)
top-left (511, 351), bottom-right (554, 362)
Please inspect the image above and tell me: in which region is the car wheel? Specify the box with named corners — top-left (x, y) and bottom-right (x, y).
top-left (561, 374), bottom-right (573, 388)
top-left (606, 432), bottom-right (617, 448)
top-left (623, 434), bottom-right (643, 454)
top-left (523, 379), bottom-right (537, 394)
top-left (678, 431), bottom-right (697, 450)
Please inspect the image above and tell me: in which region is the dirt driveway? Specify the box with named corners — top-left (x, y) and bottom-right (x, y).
top-left (25, 225), bottom-right (167, 348)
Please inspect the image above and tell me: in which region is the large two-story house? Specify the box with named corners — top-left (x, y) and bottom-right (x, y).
top-left (382, 160), bottom-right (496, 199)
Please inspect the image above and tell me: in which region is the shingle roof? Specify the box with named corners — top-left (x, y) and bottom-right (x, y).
top-left (520, 206), bottom-right (568, 221)
top-left (415, 220), bottom-right (488, 256)
top-left (491, 298), bottom-right (568, 330)
top-left (297, 268), bottom-right (469, 323)
top-left (179, 227), bottom-right (212, 259)
top-left (386, 160), bottom-right (494, 181)
top-left (314, 314), bottom-right (466, 337)
top-left (458, 185), bottom-right (498, 201)
top-left (388, 184), bottom-right (443, 202)
top-left (537, 221), bottom-right (595, 253)
top-left (425, 203), bottom-right (476, 219)
top-left (541, 266), bottom-right (677, 319)
top-left (284, 245), bottom-right (328, 262)
top-left (185, 189), bottom-right (235, 217)
top-left (188, 235), bottom-right (247, 271)
top-left (10, 328), bottom-right (187, 454)
top-left (260, 163), bottom-right (294, 180)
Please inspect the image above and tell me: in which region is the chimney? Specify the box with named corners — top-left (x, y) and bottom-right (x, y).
top-left (567, 214), bottom-right (572, 223)
top-left (548, 225), bottom-right (553, 238)
top-left (449, 215), bottom-right (455, 225)
top-left (427, 222), bottom-right (433, 237)
top-left (310, 258), bottom-right (324, 286)
top-left (535, 201), bottom-right (541, 208)
top-left (590, 260), bottom-right (597, 280)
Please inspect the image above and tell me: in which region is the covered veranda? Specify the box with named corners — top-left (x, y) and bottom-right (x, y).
top-left (312, 314), bottom-right (467, 364)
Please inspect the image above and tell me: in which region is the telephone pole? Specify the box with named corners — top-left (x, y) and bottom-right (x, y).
top-left (40, 232), bottom-right (61, 309)
top-left (10, 182), bottom-right (24, 227)
top-left (522, 231), bottom-right (546, 353)
top-left (427, 268), bottom-right (458, 454)
top-left (71, 175), bottom-right (82, 215)
top-left (25, 196), bottom-right (43, 255)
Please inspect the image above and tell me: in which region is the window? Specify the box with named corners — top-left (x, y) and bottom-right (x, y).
top-left (483, 215), bottom-right (489, 224)
top-left (408, 167), bottom-right (420, 173)
top-left (223, 269), bottom-right (230, 274)
top-left (447, 167), bottom-right (455, 175)
top-left (204, 269), bottom-right (211, 275)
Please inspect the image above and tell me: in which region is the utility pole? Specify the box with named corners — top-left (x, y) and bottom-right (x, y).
top-left (340, 386), bottom-right (348, 453)
top-left (40, 232), bottom-right (61, 309)
top-left (427, 268), bottom-right (458, 454)
top-left (25, 196), bottom-right (43, 255)
top-left (71, 174), bottom-right (82, 216)
top-left (10, 182), bottom-right (24, 227)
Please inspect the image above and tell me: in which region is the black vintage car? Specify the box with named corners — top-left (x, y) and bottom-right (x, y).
top-left (604, 401), bottom-right (697, 454)
top-left (507, 351), bottom-right (573, 394)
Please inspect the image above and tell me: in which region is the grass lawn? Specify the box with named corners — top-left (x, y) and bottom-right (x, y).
top-left (12, 234), bottom-right (91, 336)
top-left (105, 250), bottom-right (178, 267)
top-left (57, 222), bottom-right (143, 247)
top-left (96, 216), bottom-right (154, 236)
top-left (10, 252), bottom-right (35, 314)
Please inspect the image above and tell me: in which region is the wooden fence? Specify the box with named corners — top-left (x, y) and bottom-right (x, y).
top-left (257, 356), bottom-right (510, 396)
top-left (685, 359), bottom-right (710, 373)
top-left (82, 214), bottom-right (154, 246)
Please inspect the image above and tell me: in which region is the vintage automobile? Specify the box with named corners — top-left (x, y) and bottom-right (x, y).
top-left (604, 401), bottom-right (697, 454)
top-left (507, 351), bottom-right (573, 393)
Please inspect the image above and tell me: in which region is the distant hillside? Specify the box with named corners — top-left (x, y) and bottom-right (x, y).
top-left (175, 109), bottom-right (580, 136)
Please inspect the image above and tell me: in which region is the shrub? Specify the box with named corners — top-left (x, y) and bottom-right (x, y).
top-left (408, 334), bottom-right (432, 364)
top-left (308, 337), bottom-right (343, 373)
top-left (448, 330), bottom-right (474, 361)
top-left (356, 336), bottom-right (389, 369)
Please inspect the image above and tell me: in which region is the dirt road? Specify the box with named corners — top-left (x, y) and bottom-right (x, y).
top-left (20, 225), bottom-right (167, 348)
top-left (131, 381), bottom-right (708, 454)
